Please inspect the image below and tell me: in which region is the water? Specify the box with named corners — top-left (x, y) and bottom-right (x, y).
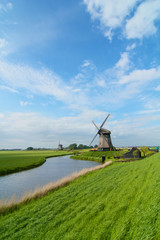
top-left (0, 155), bottom-right (100, 200)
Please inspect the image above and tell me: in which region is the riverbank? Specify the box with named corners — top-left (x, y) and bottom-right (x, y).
top-left (0, 150), bottom-right (73, 176)
top-left (70, 148), bottom-right (155, 162)
top-left (0, 160), bottom-right (112, 215)
top-left (0, 153), bottom-right (160, 239)
top-left (70, 150), bottom-right (127, 162)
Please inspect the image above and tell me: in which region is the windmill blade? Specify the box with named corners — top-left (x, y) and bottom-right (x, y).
top-left (89, 132), bottom-right (99, 146)
top-left (100, 114), bottom-right (110, 129)
top-left (92, 120), bottom-right (100, 131)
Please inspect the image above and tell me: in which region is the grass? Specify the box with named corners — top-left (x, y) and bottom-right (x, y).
top-left (0, 153), bottom-right (160, 239)
top-left (0, 150), bottom-right (72, 176)
top-left (70, 149), bottom-right (128, 162)
top-left (71, 148), bottom-right (155, 162)
top-left (0, 161), bottom-right (113, 215)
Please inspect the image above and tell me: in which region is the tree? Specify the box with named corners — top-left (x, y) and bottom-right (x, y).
top-left (133, 150), bottom-right (139, 159)
top-left (68, 143), bottom-right (77, 150)
top-left (78, 144), bottom-right (84, 149)
top-left (26, 147), bottom-right (33, 150)
top-left (140, 146), bottom-right (148, 157)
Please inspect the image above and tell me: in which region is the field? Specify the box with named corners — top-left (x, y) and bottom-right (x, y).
top-left (0, 150), bottom-right (72, 176)
top-left (0, 152), bottom-right (160, 239)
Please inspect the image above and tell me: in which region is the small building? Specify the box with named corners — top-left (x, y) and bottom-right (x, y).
top-left (155, 147), bottom-right (159, 152)
top-left (123, 147), bottom-right (141, 159)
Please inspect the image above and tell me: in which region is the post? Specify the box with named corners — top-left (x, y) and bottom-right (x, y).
top-left (102, 155), bottom-right (105, 163)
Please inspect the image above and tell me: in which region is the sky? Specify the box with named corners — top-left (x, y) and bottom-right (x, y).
top-left (0, 0), bottom-right (160, 149)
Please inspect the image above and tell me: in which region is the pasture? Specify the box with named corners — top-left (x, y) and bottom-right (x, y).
top-left (0, 152), bottom-right (160, 239)
top-left (0, 150), bottom-right (72, 176)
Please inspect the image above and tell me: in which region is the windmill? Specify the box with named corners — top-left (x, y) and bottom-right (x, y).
top-left (58, 141), bottom-right (63, 151)
top-left (89, 114), bottom-right (113, 151)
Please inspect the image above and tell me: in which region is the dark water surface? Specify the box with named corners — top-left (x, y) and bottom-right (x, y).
top-left (0, 155), bottom-right (100, 200)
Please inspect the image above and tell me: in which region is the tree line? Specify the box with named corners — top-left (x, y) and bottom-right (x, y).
top-left (67, 143), bottom-right (98, 150)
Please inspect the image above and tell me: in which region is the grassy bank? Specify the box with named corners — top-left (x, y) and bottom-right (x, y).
top-left (71, 148), bottom-right (155, 162)
top-left (0, 150), bottom-right (72, 176)
top-left (0, 153), bottom-right (160, 239)
top-left (70, 150), bottom-right (127, 162)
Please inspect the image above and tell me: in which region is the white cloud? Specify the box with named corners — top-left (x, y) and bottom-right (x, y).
top-left (84, 0), bottom-right (160, 40)
top-left (119, 66), bottom-right (160, 85)
top-left (81, 60), bottom-right (93, 68)
top-left (125, 0), bottom-right (160, 39)
top-left (126, 43), bottom-right (136, 51)
top-left (0, 85), bottom-right (18, 93)
top-left (6, 2), bottom-right (13, 9)
top-left (115, 52), bottom-right (131, 73)
top-left (155, 85), bottom-right (160, 91)
top-left (0, 38), bottom-right (9, 56)
top-left (0, 38), bottom-right (8, 49)
top-left (0, 2), bottom-right (13, 12)
top-left (83, 0), bottom-right (140, 39)
top-left (0, 61), bottom-right (68, 100)
top-left (0, 60), bottom-right (91, 110)
top-left (20, 101), bottom-right (31, 107)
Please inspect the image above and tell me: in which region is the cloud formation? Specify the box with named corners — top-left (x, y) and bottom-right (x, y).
top-left (83, 0), bottom-right (160, 40)
top-left (125, 0), bottom-right (160, 39)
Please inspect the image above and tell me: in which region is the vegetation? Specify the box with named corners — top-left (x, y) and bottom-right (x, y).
top-left (70, 149), bottom-right (128, 162)
top-left (0, 153), bottom-right (160, 239)
top-left (140, 146), bottom-right (154, 157)
top-left (67, 143), bottom-right (95, 150)
top-left (71, 146), bottom-right (156, 162)
top-left (0, 150), bottom-right (72, 176)
top-left (0, 161), bottom-right (113, 215)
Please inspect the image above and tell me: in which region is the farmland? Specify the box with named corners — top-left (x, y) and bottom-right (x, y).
top-left (0, 150), bottom-right (72, 176)
top-left (0, 152), bottom-right (160, 239)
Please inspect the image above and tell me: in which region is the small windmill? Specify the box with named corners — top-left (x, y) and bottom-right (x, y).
top-left (89, 114), bottom-right (113, 151)
top-left (58, 141), bottom-right (63, 151)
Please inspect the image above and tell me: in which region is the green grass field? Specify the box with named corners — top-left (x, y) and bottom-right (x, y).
top-left (0, 153), bottom-right (160, 239)
top-left (0, 150), bottom-right (72, 176)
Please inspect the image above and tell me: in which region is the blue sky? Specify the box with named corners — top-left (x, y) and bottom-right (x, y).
top-left (0, 0), bottom-right (160, 149)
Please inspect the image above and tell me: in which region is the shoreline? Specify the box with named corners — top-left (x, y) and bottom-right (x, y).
top-left (0, 153), bottom-right (72, 177)
top-left (0, 160), bottom-right (113, 215)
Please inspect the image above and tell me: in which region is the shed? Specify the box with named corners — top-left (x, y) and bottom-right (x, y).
top-left (123, 147), bottom-right (141, 159)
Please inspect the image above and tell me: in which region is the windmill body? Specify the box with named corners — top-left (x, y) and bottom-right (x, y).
top-left (98, 128), bottom-right (113, 151)
top-left (90, 114), bottom-right (113, 151)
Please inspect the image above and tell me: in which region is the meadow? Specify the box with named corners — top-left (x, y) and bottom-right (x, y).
top-left (0, 152), bottom-right (160, 239)
top-left (0, 150), bottom-right (72, 176)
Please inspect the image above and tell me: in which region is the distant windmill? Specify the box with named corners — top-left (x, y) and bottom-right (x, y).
top-left (89, 114), bottom-right (113, 151)
top-left (58, 141), bottom-right (63, 151)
